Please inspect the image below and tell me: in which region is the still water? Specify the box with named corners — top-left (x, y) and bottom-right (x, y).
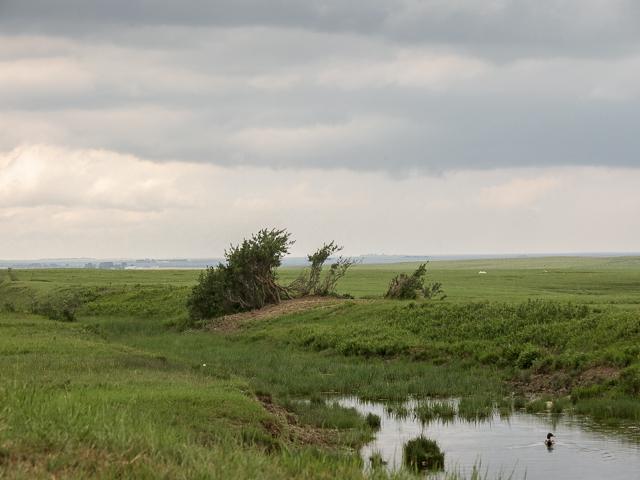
top-left (338, 397), bottom-right (640, 479)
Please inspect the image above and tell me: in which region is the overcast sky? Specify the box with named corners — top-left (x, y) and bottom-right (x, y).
top-left (1, 0), bottom-right (639, 259)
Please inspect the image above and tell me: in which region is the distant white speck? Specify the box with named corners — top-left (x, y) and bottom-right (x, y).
top-left (203, 364), bottom-right (206, 367)
top-left (479, 271), bottom-right (486, 274)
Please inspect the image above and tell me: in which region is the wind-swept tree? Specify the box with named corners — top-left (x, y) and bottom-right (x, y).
top-left (187, 228), bottom-right (293, 320)
top-left (385, 263), bottom-right (446, 301)
top-left (288, 241), bottom-right (358, 297)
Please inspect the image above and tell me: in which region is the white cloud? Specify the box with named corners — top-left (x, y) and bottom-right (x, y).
top-left (0, 145), bottom-right (193, 211)
top-left (1, 145), bottom-right (639, 259)
top-left (473, 174), bottom-right (566, 210)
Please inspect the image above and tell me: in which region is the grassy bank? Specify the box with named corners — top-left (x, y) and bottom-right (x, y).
top-left (0, 312), bottom-right (385, 479)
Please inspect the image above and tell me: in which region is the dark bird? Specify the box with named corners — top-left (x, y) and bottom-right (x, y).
top-left (545, 433), bottom-right (555, 447)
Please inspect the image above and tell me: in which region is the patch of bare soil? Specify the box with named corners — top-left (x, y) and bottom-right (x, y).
top-left (208, 296), bottom-right (372, 334)
top-left (507, 366), bottom-right (621, 399)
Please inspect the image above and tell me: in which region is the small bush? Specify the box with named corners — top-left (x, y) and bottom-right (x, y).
top-left (404, 435), bottom-right (444, 470)
top-left (187, 228), bottom-right (294, 320)
top-left (30, 291), bottom-right (85, 321)
top-left (515, 346), bottom-right (543, 369)
top-left (385, 263), bottom-right (445, 300)
top-left (288, 241), bottom-right (358, 297)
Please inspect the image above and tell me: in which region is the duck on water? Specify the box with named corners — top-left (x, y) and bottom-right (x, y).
top-left (545, 433), bottom-right (555, 447)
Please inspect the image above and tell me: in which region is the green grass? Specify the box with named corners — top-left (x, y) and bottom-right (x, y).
top-left (280, 256), bottom-right (640, 303)
top-left (457, 396), bottom-right (495, 420)
top-left (414, 401), bottom-right (456, 423)
top-left (2, 257), bottom-right (640, 478)
top-left (0, 312), bottom-right (385, 479)
top-left (238, 299), bottom-right (640, 379)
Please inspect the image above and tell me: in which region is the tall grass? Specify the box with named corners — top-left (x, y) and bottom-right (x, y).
top-left (457, 396), bottom-right (495, 420)
top-left (414, 401), bottom-right (456, 423)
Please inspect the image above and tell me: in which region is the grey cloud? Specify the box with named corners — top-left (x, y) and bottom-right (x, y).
top-left (2, 1), bottom-right (640, 58)
top-left (1, 1), bottom-right (640, 174)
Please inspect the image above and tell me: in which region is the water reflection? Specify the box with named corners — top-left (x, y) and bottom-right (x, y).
top-left (337, 397), bottom-right (640, 480)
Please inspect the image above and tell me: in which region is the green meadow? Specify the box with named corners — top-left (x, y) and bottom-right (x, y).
top-left (1, 257), bottom-right (640, 478)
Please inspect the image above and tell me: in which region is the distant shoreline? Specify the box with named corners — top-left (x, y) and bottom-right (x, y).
top-left (1, 252), bottom-right (639, 270)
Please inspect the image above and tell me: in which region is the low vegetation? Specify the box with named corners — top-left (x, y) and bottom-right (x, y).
top-left (2, 255), bottom-right (640, 478)
top-left (385, 263), bottom-right (446, 301)
top-left (403, 436), bottom-right (445, 471)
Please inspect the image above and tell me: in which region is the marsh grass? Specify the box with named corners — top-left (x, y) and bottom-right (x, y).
top-left (386, 403), bottom-right (410, 419)
top-left (550, 396), bottom-right (572, 414)
top-left (525, 398), bottom-right (551, 414)
top-left (513, 396), bottom-right (527, 409)
top-left (572, 398), bottom-right (640, 420)
top-left (496, 397), bottom-right (514, 416)
top-left (403, 435), bottom-right (445, 471)
top-left (365, 412), bottom-right (382, 429)
top-left (458, 396), bottom-right (495, 420)
top-left (414, 401), bottom-right (456, 423)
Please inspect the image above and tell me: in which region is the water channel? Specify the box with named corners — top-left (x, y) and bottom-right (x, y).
top-left (336, 397), bottom-right (640, 479)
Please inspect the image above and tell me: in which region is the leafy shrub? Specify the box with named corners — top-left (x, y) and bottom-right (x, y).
top-left (515, 345), bottom-right (543, 369)
top-left (385, 263), bottom-right (445, 300)
top-left (30, 291), bottom-right (85, 321)
top-left (187, 229), bottom-right (293, 320)
top-left (288, 241), bottom-right (357, 297)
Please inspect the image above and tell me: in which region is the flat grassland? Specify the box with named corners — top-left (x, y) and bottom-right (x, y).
top-left (1, 257), bottom-right (639, 479)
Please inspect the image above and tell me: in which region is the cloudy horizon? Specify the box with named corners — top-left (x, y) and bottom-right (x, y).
top-left (1, 1), bottom-right (639, 260)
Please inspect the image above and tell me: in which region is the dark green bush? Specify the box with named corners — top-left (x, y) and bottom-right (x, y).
top-left (187, 228), bottom-right (293, 320)
top-left (404, 435), bottom-right (444, 470)
top-left (515, 345), bottom-right (543, 369)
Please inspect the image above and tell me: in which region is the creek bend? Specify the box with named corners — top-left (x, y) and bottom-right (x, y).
top-left (335, 397), bottom-right (640, 479)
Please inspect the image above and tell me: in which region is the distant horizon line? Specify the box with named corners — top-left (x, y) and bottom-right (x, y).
top-left (1, 251), bottom-right (639, 267)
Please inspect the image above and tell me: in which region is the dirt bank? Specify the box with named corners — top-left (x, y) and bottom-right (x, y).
top-left (207, 296), bottom-right (372, 334)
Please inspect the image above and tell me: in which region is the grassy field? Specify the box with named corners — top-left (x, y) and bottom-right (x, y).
top-left (1, 257), bottom-right (640, 478)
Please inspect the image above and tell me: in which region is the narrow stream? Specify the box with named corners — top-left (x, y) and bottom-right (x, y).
top-left (337, 397), bottom-right (640, 479)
